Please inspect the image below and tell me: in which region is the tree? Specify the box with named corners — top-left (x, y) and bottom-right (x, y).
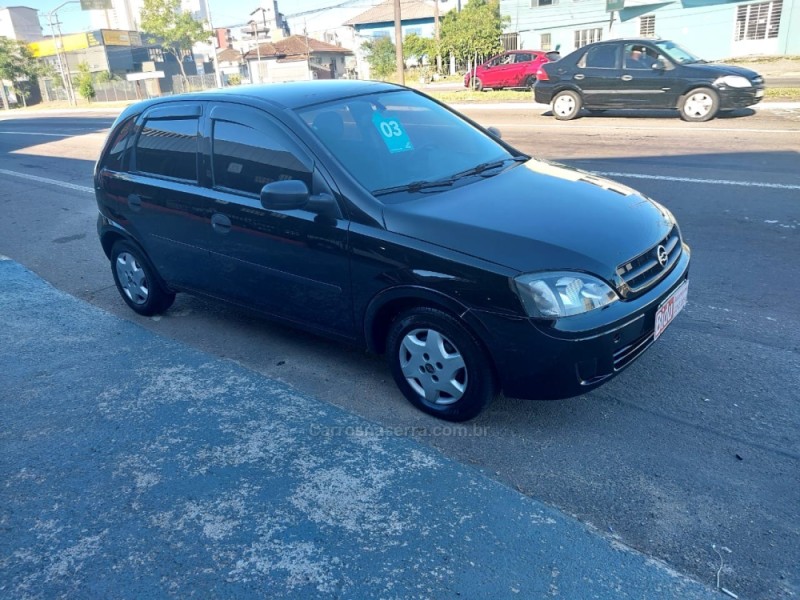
top-left (0, 37), bottom-right (39, 110)
top-left (361, 36), bottom-right (396, 80)
top-left (139, 0), bottom-right (209, 85)
top-left (440, 0), bottom-right (506, 66)
top-left (403, 33), bottom-right (434, 66)
top-left (76, 62), bottom-right (96, 102)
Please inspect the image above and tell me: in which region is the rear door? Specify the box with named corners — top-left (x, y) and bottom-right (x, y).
top-left (574, 44), bottom-right (623, 107)
top-left (510, 52), bottom-right (534, 87)
top-left (125, 102), bottom-right (214, 291)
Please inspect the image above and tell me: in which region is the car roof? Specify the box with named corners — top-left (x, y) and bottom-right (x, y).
top-left (122, 80), bottom-right (405, 117)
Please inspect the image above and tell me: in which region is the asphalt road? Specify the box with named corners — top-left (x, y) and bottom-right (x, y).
top-left (1, 105), bottom-right (798, 599)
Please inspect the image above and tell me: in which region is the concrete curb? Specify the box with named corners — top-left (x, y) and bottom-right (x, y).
top-left (0, 259), bottom-right (722, 599)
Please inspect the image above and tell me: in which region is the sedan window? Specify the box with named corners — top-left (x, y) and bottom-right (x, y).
top-left (298, 90), bottom-right (517, 201)
top-left (654, 40), bottom-right (703, 64)
top-left (580, 45), bottom-right (619, 69)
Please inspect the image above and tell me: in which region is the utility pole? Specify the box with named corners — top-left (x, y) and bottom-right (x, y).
top-left (203, 0), bottom-right (223, 88)
top-left (393, 0), bottom-right (404, 85)
top-left (434, 0), bottom-right (441, 74)
top-left (47, 2), bottom-right (79, 106)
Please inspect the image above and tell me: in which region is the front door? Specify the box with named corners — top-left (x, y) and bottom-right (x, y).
top-left (618, 43), bottom-right (680, 108)
top-left (201, 104), bottom-right (354, 337)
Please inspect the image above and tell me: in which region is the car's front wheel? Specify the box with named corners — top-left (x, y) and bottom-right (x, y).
top-left (679, 87), bottom-right (719, 122)
top-left (387, 307), bottom-right (496, 421)
top-left (552, 90), bottom-right (582, 120)
top-left (110, 240), bottom-right (175, 316)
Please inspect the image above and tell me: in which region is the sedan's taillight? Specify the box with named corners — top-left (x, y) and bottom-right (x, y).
top-left (536, 67), bottom-right (549, 81)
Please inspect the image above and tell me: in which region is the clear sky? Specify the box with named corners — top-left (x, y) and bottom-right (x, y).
top-left (30, 0), bottom-right (364, 34)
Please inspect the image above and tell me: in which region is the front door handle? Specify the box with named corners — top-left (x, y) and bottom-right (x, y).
top-left (621, 75), bottom-right (633, 81)
top-left (574, 74), bottom-right (585, 80)
top-left (211, 213), bottom-right (232, 234)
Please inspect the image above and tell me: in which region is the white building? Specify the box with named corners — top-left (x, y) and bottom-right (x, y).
top-left (89, 0), bottom-right (208, 31)
top-left (0, 6), bottom-right (43, 41)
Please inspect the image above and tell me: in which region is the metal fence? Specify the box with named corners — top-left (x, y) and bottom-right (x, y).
top-left (39, 78), bottom-right (70, 103)
top-left (171, 73), bottom-right (217, 95)
top-left (94, 80), bottom-right (141, 102)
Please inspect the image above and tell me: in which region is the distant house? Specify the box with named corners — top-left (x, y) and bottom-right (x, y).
top-left (344, 0), bottom-right (447, 79)
top-left (243, 35), bottom-right (353, 84)
top-left (216, 47), bottom-right (246, 84)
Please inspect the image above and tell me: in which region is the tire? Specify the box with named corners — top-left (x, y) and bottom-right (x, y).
top-left (679, 87), bottom-right (719, 122)
top-left (472, 77), bottom-right (484, 92)
top-left (551, 90), bottom-right (582, 121)
top-left (110, 240), bottom-right (175, 316)
top-left (386, 307), bottom-right (496, 422)
top-left (524, 75), bottom-right (536, 90)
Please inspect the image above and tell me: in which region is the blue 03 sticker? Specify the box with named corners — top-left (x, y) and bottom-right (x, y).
top-left (371, 113), bottom-right (414, 154)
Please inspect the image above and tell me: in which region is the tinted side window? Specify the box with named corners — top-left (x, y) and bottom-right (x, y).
top-left (515, 53), bottom-right (533, 63)
top-left (583, 45), bottom-right (618, 69)
top-left (212, 120), bottom-right (312, 196)
top-left (102, 117), bottom-right (135, 171)
top-left (135, 118), bottom-right (199, 181)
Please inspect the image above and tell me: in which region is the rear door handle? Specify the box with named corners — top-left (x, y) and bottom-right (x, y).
top-left (574, 74), bottom-right (585, 80)
top-left (211, 213), bottom-right (232, 234)
top-left (621, 75), bottom-right (633, 81)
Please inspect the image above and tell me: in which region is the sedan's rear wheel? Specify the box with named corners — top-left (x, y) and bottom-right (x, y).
top-left (471, 77), bottom-right (484, 92)
top-left (679, 87), bottom-right (719, 122)
top-left (110, 240), bottom-right (175, 316)
top-left (552, 90), bottom-right (582, 120)
top-left (387, 307), bottom-right (496, 421)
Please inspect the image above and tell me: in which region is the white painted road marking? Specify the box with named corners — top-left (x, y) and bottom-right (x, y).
top-left (496, 123), bottom-right (800, 134)
top-left (0, 169), bottom-right (94, 193)
top-left (1, 166), bottom-right (798, 195)
top-left (597, 171), bottom-right (800, 190)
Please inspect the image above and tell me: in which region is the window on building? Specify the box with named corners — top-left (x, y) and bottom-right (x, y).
top-left (148, 48), bottom-right (164, 62)
top-left (531, 0), bottom-right (556, 7)
top-left (135, 118), bottom-right (199, 182)
top-left (212, 120), bottom-right (311, 196)
top-left (574, 28), bottom-right (602, 49)
top-left (501, 32), bottom-right (519, 51)
top-left (640, 15), bottom-right (656, 37)
top-left (735, 0), bottom-right (782, 41)
top-left (541, 33), bottom-right (552, 51)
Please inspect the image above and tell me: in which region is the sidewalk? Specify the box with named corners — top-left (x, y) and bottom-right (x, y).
top-left (0, 258), bottom-right (721, 599)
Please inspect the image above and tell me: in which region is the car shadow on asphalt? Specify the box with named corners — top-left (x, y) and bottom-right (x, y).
top-left (541, 108), bottom-right (757, 120)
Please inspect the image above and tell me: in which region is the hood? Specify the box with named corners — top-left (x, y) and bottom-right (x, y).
top-left (382, 159), bottom-right (676, 283)
top-left (683, 62), bottom-right (761, 80)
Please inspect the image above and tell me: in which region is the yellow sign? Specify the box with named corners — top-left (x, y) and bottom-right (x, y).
top-left (102, 30), bottom-right (131, 46)
top-left (29, 33), bottom-right (90, 58)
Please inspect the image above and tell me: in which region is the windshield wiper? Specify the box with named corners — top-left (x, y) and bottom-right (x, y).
top-left (373, 178), bottom-right (456, 196)
top-left (452, 156), bottom-right (528, 179)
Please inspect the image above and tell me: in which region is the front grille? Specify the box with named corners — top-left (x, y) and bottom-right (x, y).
top-left (613, 330), bottom-right (654, 371)
top-left (616, 227), bottom-right (681, 297)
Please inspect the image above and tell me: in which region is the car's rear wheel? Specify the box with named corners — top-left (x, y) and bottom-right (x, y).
top-left (524, 75), bottom-right (536, 90)
top-left (679, 87), bottom-right (719, 122)
top-left (552, 90), bottom-right (582, 120)
top-left (110, 240), bottom-right (175, 316)
top-left (387, 307), bottom-right (496, 422)
top-left (471, 77), bottom-right (484, 92)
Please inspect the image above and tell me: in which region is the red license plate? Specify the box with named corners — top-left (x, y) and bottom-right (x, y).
top-left (654, 280), bottom-right (688, 341)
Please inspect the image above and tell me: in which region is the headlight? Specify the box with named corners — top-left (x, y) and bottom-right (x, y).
top-left (714, 75), bottom-right (751, 89)
top-left (514, 272), bottom-right (619, 318)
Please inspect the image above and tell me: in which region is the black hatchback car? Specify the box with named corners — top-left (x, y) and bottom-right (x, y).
top-left (95, 81), bottom-right (690, 421)
top-left (534, 38), bottom-right (765, 121)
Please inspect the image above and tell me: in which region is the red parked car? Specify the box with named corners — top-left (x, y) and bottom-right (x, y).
top-left (464, 50), bottom-right (561, 91)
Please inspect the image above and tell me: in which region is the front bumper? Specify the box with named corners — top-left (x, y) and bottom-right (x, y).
top-left (471, 246), bottom-right (691, 400)
top-left (717, 86), bottom-right (765, 109)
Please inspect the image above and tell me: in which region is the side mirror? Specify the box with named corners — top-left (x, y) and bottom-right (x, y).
top-left (260, 180), bottom-right (309, 211)
top-left (487, 126), bottom-right (502, 139)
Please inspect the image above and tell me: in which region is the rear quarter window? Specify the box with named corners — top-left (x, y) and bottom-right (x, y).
top-left (100, 117), bottom-right (135, 172)
top-left (134, 117), bottom-right (199, 182)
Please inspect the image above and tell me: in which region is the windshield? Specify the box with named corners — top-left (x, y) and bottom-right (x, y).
top-left (653, 40), bottom-right (703, 64)
top-left (297, 90), bottom-right (516, 200)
